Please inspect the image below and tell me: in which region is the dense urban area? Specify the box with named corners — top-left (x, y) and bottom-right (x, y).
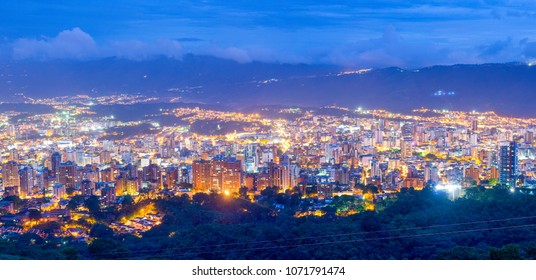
top-left (1, 94), bottom-right (536, 259)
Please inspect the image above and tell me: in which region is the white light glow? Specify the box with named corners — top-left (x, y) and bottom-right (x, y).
top-left (435, 184), bottom-right (461, 192)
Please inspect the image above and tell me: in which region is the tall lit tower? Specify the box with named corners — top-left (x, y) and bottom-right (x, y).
top-left (2, 161), bottom-right (20, 191)
top-left (19, 166), bottom-right (35, 198)
top-left (51, 152), bottom-right (62, 177)
top-left (499, 142), bottom-right (519, 187)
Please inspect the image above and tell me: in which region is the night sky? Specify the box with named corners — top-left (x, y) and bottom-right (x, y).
top-left (1, 1), bottom-right (536, 67)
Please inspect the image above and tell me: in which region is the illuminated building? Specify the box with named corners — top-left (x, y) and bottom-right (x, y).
top-left (53, 184), bottom-right (66, 198)
top-left (526, 131), bottom-right (534, 144)
top-left (401, 139), bottom-right (413, 158)
top-left (192, 157), bottom-right (242, 193)
top-left (499, 141), bottom-right (519, 187)
top-left (59, 161), bottom-right (78, 188)
top-left (244, 144), bottom-right (259, 173)
top-left (489, 165), bottom-right (499, 180)
top-left (424, 163), bottom-right (439, 184)
top-left (2, 161), bottom-right (20, 192)
top-left (100, 168), bottom-right (114, 182)
top-left (465, 165), bottom-right (480, 185)
top-left (51, 152), bottom-right (62, 178)
top-left (165, 166), bottom-right (179, 188)
top-left (115, 176), bottom-right (140, 196)
top-left (99, 150), bottom-right (112, 164)
top-left (19, 166), bottom-right (35, 198)
top-left (81, 179), bottom-right (95, 196)
top-left (193, 160), bottom-right (212, 192)
top-left (472, 119), bottom-right (478, 131)
top-left (101, 185), bottom-right (117, 204)
top-left (142, 164), bottom-right (161, 185)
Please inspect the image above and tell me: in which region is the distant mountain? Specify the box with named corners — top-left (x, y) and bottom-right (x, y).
top-left (1, 55), bottom-right (536, 117)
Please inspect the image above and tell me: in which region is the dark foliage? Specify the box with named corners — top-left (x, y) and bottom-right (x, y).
top-left (4, 187), bottom-right (536, 259)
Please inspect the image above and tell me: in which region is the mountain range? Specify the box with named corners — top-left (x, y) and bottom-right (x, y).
top-left (1, 55), bottom-right (536, 117)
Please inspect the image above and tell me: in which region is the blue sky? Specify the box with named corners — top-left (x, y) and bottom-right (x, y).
top-left (2, 1), bottom-right (536, 67)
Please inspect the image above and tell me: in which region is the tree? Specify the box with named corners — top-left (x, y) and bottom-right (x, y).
top-left (489, 245), bottom-right (522, 260)
top-left (66, 187), bottom-right (75, 196)
top-left (192, 193), bottom-right (210, 205)
top-left (261, 186), bottom-right (279, 198)
top-left (84, 196), bottom-right (101, 215)
top-left (90, 223), bottom-right (114, 239)
top-left (61, 248), bottom-right (80, 260)
top-left (88, 238), bottom-right (129, 259)
top-left (28, 209), bottom-right (42, 221)
top-left (332, 195), bottom-right (363, 214)
top-left (238, 186), bottom-right (249, 200)
top-left (2, 196), bottom-right (24, 211)
top-left (121, 195), bottom-right (134, 208)
top-left (67, 195), bottom-right (85, 210)
top-left (436, 246), bottom-right (484, 260)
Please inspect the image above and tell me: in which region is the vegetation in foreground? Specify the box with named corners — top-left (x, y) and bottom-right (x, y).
top-left (2, 186), bottom-right (536, 260)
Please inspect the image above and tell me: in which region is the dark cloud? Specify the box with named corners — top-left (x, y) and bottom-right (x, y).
top-left (478, 37), bottom-right (513, 58)
top-left (522, 42), bottom-right (536, 58)
top-left (320, 27), bottom-right (453, 68)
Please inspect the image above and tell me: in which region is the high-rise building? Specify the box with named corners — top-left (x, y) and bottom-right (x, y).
top-left (165, 166), bottom-right (179, 188)
top-left (401, 139), bottom-right (413, 158)
top-left (99, 150), bottom-right (112, 164)
top-left (100, 168), bottom-right (114, 182)
top-left (526, 131), bottom-right (534, 144)
top-left (244, 144), bottom-right (259, 173)
top-left (193, 160), bottom-right (212, 192)
top-left (19, 166), bottom-right (35, 198)
top-left (53, 184), bottom-right (66, 198)
top-left (220, 158), bottom-right (241, 193)
top-left (51, 152), bottom-right (62, 178)
top-left (81, 179), bottom-right (95, 196)
top-left (115, 177), bottom-right (139, 196)
top-left (472, 119), bottom-right (478, 132)
top-left (499, 142), bottom-right (519, 187)
top-left (142, 163), bottom-right (161, 187)
top-left (59, 161), bottom-right (78, 188)
top-left (2, 161), bottom-right (20, 192)
top-left (192, 157), bottom-right (242, 193)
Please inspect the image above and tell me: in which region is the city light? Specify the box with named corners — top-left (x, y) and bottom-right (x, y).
top-left (435, 184), bottom-right (461, 193)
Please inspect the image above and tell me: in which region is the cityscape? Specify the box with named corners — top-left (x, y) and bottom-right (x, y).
top-left (2, 1), bottom-right (536, 264)
top-left (1, 93), bottom-right (536, 259)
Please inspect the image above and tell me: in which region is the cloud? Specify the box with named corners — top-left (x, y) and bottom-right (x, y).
top-left (13, 28), bottom-right (98, 59)
top-left (106, 39), bottom-right (182, 60)
top-left (6, 26), bottom-right (536, 67)
top-left (11, 28), bottom-right (183, 60)
top-left (478, 37), bottom-right (512, 58)
top-left (320, 27), bottom-right (453, 68)
top-left (204, 46), bottom-right (252, 63)
top-left (522, 41), bottom-right (536, 58)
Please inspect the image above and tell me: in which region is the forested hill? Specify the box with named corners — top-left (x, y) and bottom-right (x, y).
top-left (2, 186), bottom-right (536, 260)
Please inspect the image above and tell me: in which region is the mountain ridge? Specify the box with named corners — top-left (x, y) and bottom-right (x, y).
top-left (1, 55), bottom-right (535, 117)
